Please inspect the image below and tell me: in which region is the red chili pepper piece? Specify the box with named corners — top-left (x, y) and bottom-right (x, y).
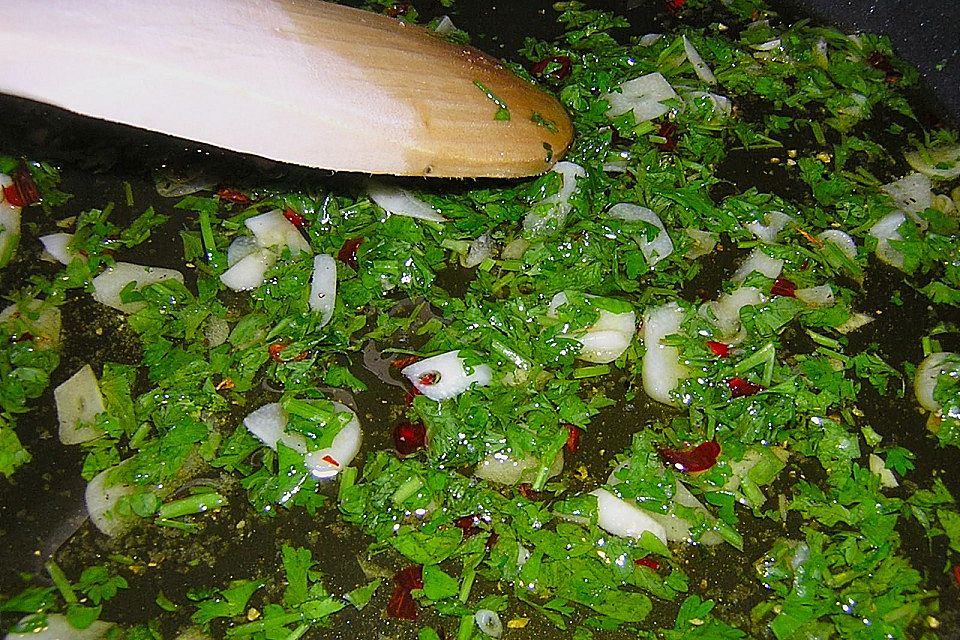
top-left (770, 277), bottom-right (797, 298)
top-left (403, 386), bottom-right (423, 405)
top-left (418, 372), bottom-right (438, 386)
top-left (656, 121), bottom-right (679, 152)
top-left (453, 514), bottom-right (482, 538)
top-left (391, 355), bottom-right (419, 369)
top-left (666, 0), bottom-right (686, 16)
top-left (517, 484), bottom-right (545, 500)
top-left (216, 187), bottom-right (251, 205)
top-left (565, 424), bottom-right (581, 453)
top-left (531, 55), bottom-right (572, 81)
top-left (386, 565), bottom-right (423, 620)
top-left (321, 454), bottom-right (339, 467)
top-left (394, 421), bottom-right (426, 455)
top-left (268, 343), bottom-right (286, 362)
top-left (728, 377), bottom-right (764, 398)
top-left (9, 163), bottom-right (40, 207)
top-left (336, 237), bottom-right (364, 271)
top-left (952, 564), bottom-right (960, 586)
top-left (282, 207), bottom-right (306, 231)
top-left (635, 557), bottom-right (660, 570)
top-left (485, 532), bottom-right (500, 552)
top-left (658, 439), bottom-right (721, 473)
top-left (706, 340), bottom-right (730, 358)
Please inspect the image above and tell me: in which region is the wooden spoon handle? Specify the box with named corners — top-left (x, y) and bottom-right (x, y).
top-left (0, 0), bottom-right (573, 178)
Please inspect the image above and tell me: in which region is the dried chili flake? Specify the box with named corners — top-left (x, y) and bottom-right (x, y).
top-left (282, 207), bottom-right (306, 231)
top-left (391, 355), bottom-right (419, 369)
top-left (418, 372), bottom-right (439, 386)
top-left (403, 386), bottom-right (423, 405)
top-left (656, 121), bottom-right (679, 152)
top-left (216, 187), bottom-right (251, 205)
top-left (565, 424), bottom-right (581, 453)
top-left (485, 532), bottom-right (500, 552)
top-left (321, 455), bottom-right (340, 467)
top-left (337, 237), bottom-right (364, 271)
top-left (517, 484), bottom-right (544, 500)
top-left (666, 0), bottom-right (685, 16)
top-left (268, 343), bottom-right (287, 362)
top-left (728, 377), bottom-right (763, 398)
top-left (953, 564), bottom-right (960, 586)
top-left (393, 421), bottom-right (426, 455)
top-left (770, 277), bottom-right (797, 298)
top-left (386, 565), bottom-right (423, 621)
top-left (658, 439), bottom-right (721, 473)
top-left (531, 55), bottom-right (572, 81)
top-left (453, 514), bottom-right (482, 538)
top-left (706, 340), bottom-right (730, 358)
top-left (634, 557), bottom-right (660, 570)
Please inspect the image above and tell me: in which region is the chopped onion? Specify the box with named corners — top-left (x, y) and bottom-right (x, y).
top-left (523, 161), bottom-right (585, 234)
top-left (751, 38), bottom-right (782, 51)
top-left (368, 182), bottom-right (446, 223)
top-left (882, 172), bottom-right (932, 227)
top-left (684, 228), bottom-right (718, 258)
top-left (433, 15), bottom-right (457, 35)
top-left (868, 211), bottom-right (907, 270)
top-left (474, 610), bottom-right (503, 638)
top-left (245, 209), bottom-right (311, 256)
top-left (475, 450), bottom-right (563, 485)
top-left (745, 210), bottom-right (793, 244)
top-left (308, 254), bottom-right (337, 327)
top-left (607, 202), bottom-right (674, 266)
top-left (0, 200), bottom-right (22, 267)
top-left (226, 235), bottom-right (259, 267)
top-left (835, 312), bottom-right (874, 335)
top-left (39, 232), bottom-right (75, 264)
top-left (401, 350), bottom-right (492, 401)
top-left (641, 302), bottom-right (689, 405)
top-left (682, 35), bottom-right (716, 84)
top-left (914, 351), bottom-right (956, 413)
top-left (463, 232), bottom-right (495, 268)
top-left (303, 402), bottom-right (362, 479)
top-left (5, 613), bottom-right (115, 640)
top-left (591, 488), bottom-right (667, 544)
top-left (639, 33), bottom-right (662, 47)
top-left (905, 143), bottom-right (960, 179)
top-left (683, 91), bottom-right (732, 121)
top-left (732, 248), bottom-right (783, 282)
top-left (604, 72), bottom-right (678, 121)
top-left (868, 453), bottom-right (899, 488)
top-left (220, 248), bottom-right (276, 291)
top-left (548, 292), bottom-right (636, 363)
top-left (85, 462), bottom-right (136, 537)
top-left (817, 229), bottom-right (857, 259)
top-left (795, 285), bottom-right (834, 307)
top-left (55, 364), bottom-right (106, 445)
top-left (701, 286), bottom-right (764, 341)
top-left (92, 262), bottom-right (184, 313)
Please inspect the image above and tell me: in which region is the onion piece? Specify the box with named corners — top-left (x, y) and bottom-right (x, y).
top-left (817, 229), bottom-right (857, 259)
top-left (220, 248), bottom-right (276, 291)
top-left (243, 402), bottom-right (305, 453)
top-left (433, 15), bottom-right (457, 35)
top-left (868, 211), bottom-right (907, 270)
top-left (473, 610), bottom-right (503, 638)
top-left (85, 462), bottom-right (136, 537)
top-left (303, 403), bottom-right (362, 479)
top-left (914, 351), bottom-right (957, 413)
top-left (463, 232), bottom-right (495, 268)
top-left (39, 232), bottom-right (75, 265)
top-left (905, 143), bottom-right (960, 179)
top-left (368, 182), bottom-right (446, 223)
top-left (607, 202), bottom-right (674, 266)
top-left (308, 254), bottom-right (337, 327)
top-left (55, 364), bottom-right (106, 445)
top-left (0, 200), bottom-right (22, 268)
top-left (604, 72), bottom-right (678, 121)
top-left (401, 350), bottom-right (492, 401)
top-left (684, 228), bottom-right (718, 258)
top-left (868, 453), bottom-right (899, 489)
top-left (548, 292), bottom-right (636, 364)
top-left (795, 285), bottom-right (834, 307)
top-left (92, 262), bottom-right (184, 313)
top-left (639, 33), bottom-right (661, 47)
top-left (700, 286), bottom-right (765, 341)
top-left (226, 235), bottom-right (259, 267)
top-left (5, 614), bottom-right (115, 640)
top-left (523, 161), bottom-right (585, 234)
top-left (641, 302), bottom-right (689, 406)
top-left (882, 172), bottom-right (932, 227)
top-left (746, 210), bottom-right (793, 244)
top-left (683, 91), bottom-right (732, 121)
top-left (682, 35), bottom-right (716, 84)
top-left (591, 488), bottom-right (667, 544)
top-left (475, 450), bottom-right (563, 485)
top-left (732, 248), bottom-right (783, 282)
top-left (245, 209), bottom-right (311, 256)
top-left (835, 312), bottom-right (874, 335)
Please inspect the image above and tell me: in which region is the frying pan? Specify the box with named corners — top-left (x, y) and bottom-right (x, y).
top-left (0, 1), bottom-right (958, 638)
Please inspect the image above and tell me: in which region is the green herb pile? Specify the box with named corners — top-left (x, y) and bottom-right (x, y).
top-left (2, 0), bottom-right (960, 639)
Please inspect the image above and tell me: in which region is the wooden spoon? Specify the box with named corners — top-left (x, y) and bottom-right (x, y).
top-left (0, 0), bottom-right (573, 178)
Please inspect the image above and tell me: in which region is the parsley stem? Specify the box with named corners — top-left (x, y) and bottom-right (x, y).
top-left (391, 476), bottom-right (424, 505)
top-left (45, 560), bottom-right (77, 605)
top-left (573, 364), bottom-right (610, 378)
top-left (157, 491), bottom-right (227, 519)
top-left (285, 624), bottom-right (310, 640)
top-left (458, 568), bottom-right (475, 603)
top-left (456, 614), bottom-right (474, 640)
top-left (198, 205), bottom-right (216, 263)
top-left (732, 342), bottom-right (776, 379)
